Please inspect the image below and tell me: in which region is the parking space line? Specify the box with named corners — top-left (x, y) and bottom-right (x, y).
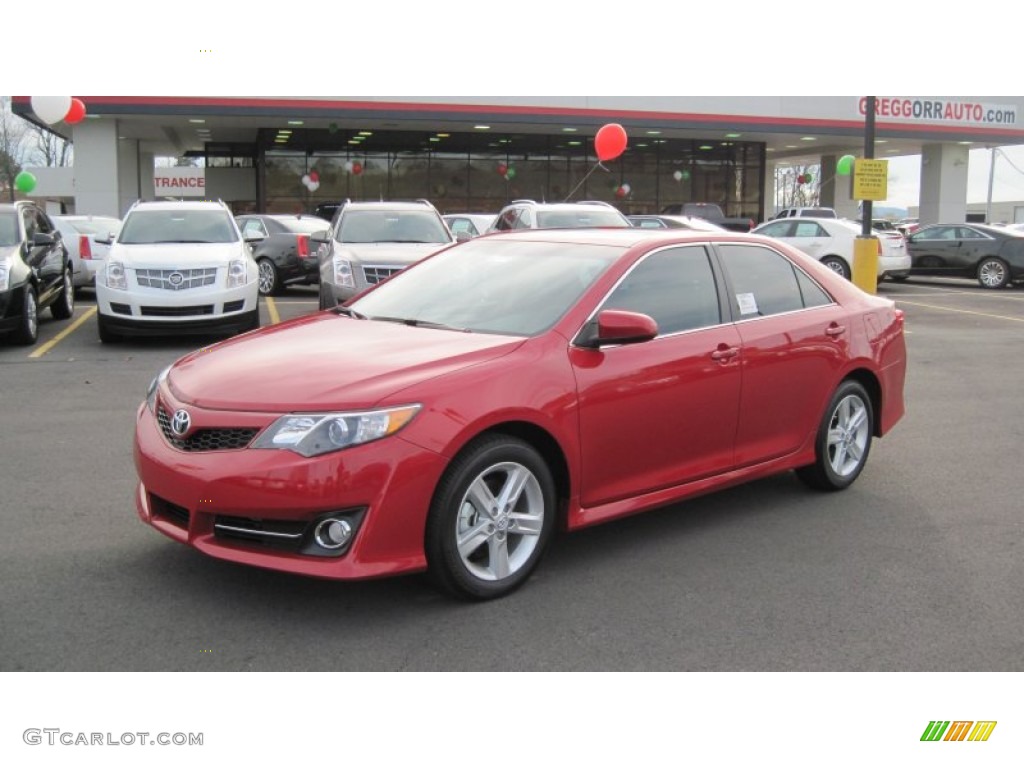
top-left (895, 299), bottom-right (1024, 323)
top-left (28, 307), bottom-right (98, 358)
top-left (265, 297), bottom-right (280, 325)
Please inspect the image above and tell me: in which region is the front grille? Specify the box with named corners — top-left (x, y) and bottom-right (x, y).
top-left (150, 494), bottom-right (190, 529)
top-left (141, 305), bottom-right (214, 317)
top-left (362, 265), bottom-right (402, 285)
top-left (156, 405), bottom-right (258, 451)
top-left (223, 300), bottom-right (245, 313)
top-left (110, 302), bottom-right (132, 315)
top-left (136, 267), bottom-right (218, 290)
top-left (214, 515), bottom-right (306, 552)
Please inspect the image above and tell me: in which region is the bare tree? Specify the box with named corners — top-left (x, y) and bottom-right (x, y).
top-left (775, 164), bottom-right (822, 210)
top-left (0, 96), bottom-right (29, 202)
top-left (28, 124), bottom-right (73, 167)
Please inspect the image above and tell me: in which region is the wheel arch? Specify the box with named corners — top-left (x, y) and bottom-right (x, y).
top-left (443, 420), bottom-right (572, 529)
top-left (842, 367), bottom-right (883, 437)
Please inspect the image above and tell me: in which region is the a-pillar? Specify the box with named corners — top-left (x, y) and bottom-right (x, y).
top-left (918, 143), bottom-right (969, 225)
top-left (819, 155), bottom-right (859, 219)
top-left (71, 120), bottom-right (121, 217)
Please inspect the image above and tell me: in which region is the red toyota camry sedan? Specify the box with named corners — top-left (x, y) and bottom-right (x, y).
top-left (134, 228), bottom-right (906, 599)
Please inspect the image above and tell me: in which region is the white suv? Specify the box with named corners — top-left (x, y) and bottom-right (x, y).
top-left (96, 200), bottom-right (259, 342)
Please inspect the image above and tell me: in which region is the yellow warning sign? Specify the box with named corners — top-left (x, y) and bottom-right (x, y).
top-left (852, 159), bottom-right (888, 200)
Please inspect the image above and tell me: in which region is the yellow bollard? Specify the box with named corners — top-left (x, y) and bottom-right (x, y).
top-left (852, 236), bottom-right (879, 294)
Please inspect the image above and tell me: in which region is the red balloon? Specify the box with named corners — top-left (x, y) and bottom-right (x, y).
top-left (309, 170), bottom-right (320, 183)
top-left (65, 98), bottom-right (86, 124)
top-left (615, 186), bottom-right (626, 199)
top-left (352, 162), bottom-right (363, 176)
top-left (594, 123), bottom-right (627, 162)
top-left (497, 163), bottom-right (508, 176)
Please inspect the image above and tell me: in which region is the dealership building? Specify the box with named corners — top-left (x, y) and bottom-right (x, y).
top-left (12, 96), bottom-right (1024, 223)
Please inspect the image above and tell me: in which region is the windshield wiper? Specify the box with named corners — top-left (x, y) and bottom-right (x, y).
top-left (332, 307), bottom-right (367, 319)
top-left (370, 316), bottom-right (471, 332)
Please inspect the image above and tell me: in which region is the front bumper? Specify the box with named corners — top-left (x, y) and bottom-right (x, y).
top-left (97, 278), bottom-right (258, 336)
top-left (133, 394), bottom-right (445, 580)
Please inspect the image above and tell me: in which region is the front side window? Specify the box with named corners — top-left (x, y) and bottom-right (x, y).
top-left (792, 221), bottom-right (826, 238)
top-left (240, 218), bottom-right (268, 238)
top-left (718, 244), bottom-right (807, 318)
top-left (600, 246), bottom-right (721, 335)
top-left (22, 209), bottom-right (38, 240)
top-left (756, 221), bottom-right (794, 238)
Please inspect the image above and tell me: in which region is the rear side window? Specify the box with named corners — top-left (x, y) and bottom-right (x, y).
top-left (719, 244), bottom-right (815, 318)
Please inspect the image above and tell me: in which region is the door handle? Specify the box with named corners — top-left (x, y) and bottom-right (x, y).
top-left (711, 345), bottom-right (739, 361)
top-left (825, 324), bottom-right (846, 337)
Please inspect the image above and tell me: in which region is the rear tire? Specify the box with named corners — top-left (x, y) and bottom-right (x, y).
top-left (257, 258), bottom-right (281, 296)
top-left (318, 281), bottom-right (336, 310)
top-left (796, 380), bottom-right (874, 492)
top-left (821, 256), bottom-right (851, 280)
top-left (977, 257), bottom-right (1009, 289)
top-left (12, 286), bottom-right (39, 345)
top-left (51, 268), bottom-right (74, 320)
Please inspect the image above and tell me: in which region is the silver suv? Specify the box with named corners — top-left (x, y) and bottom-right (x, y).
top-left (315, 200), bottom-right (455, 309)
top-left (486, 200), bottom-right (631, 233)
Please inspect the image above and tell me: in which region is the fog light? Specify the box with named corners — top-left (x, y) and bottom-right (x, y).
top-left (314, 518), bottom-right (353, 549)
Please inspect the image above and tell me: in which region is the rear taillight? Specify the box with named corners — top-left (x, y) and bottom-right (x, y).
top-left (80, 235), bottom-right (93, 260)
top-left (297, 234), bottom-right (309, 258)
top-left (876, 239), bottom-right (883, 256)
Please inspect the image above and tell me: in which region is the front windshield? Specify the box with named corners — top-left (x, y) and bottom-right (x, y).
top-left (350, 238), bottom-right (622, 336)
top-left (337, 210), bottom-right (451, 244)
top-left (0, 213), bottom-right (19, 246)
top-left (118, 210), bottom-right (238, 244)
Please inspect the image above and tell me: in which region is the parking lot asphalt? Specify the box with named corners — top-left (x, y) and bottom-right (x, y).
top-left (1, 279), bottom-right (1022, 671)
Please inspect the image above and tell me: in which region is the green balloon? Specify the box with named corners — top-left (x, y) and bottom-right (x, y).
top-left (14, 171), bottom-right (37, 194)
top-left (681, 170), bottom-right (691, 181)
top-left (505, 168), bottom-right (517, 180)
top-left (836, 155), bottom-right (855, 176)
top-left (804, 172), bottom-right (813, 183)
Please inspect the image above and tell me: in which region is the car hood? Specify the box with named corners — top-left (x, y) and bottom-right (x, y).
top-left (167, 312), bottom-right (526, 411)
top-left (111, 242), bottom-right (245, 268)
top-left (335, 242), bottom-right (449, 266)
top-left (0, 245), bottom-right (22, 261)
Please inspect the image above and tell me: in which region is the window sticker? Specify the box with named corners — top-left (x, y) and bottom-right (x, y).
top-left (737, 292), bottom-right (759, 315)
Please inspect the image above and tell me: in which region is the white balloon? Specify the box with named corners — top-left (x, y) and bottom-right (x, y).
top-left (673, 170), bottom-right (683, 182)
top-left (301, 174), bottom-right (311, 185)
top-left (309, 181), bottom-right (320, 191)
top-left (31, 96), bottom-right (72, 125)
top-left (343, 161), bottom-right (354, 173)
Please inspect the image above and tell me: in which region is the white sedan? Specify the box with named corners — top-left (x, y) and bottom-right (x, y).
top-left (52, 214), bottom-right (122, 289)
top-left (752, 217), bottom-right (910, 281)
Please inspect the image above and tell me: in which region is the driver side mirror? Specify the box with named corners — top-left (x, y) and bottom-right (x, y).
top-left (94, 233), bottom-right (115, 246)
top-left (32, 232), bottom-right (56, 246)
top-left (574, 309), bottom-right (658, 349)
top-left (310, 230), bottom-right (330, 243)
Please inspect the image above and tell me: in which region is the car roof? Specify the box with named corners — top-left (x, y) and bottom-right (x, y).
top-left (129, 200), bottom-right (229, 212)
top-left (477, 227), bottom-right (761, 248)
top-left (341, 201), bottom-right (439, 211)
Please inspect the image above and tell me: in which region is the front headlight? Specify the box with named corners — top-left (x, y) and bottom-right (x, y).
top-left (145, 364), bottom-right (172, 411)
top-left (252, 405), bottom-right (420, 457)
top-left (332, 257), bottom-right (355, 288)
top-left (106, 261), bottom-right (127, 290)
top-left (227, 259), bottom-right (248, 288)
top-left (0, 261), bottom-right (10, 291)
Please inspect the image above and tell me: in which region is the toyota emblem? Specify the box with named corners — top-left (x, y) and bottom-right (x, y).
top-left (170, 409), bottom-right (192, 436)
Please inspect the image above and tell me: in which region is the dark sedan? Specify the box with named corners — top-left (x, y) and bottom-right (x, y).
top-left (0, 201), bottom-right (74, 345)
top-left (906, 223), bottom-right (1024, 289)
top-left (236, 214), bottom-right (331, 295)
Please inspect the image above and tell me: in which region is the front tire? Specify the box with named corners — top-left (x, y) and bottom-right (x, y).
top-left (977, 257), bottom-right (1009, 289)
top-left (318, 281), bottom-right (336, 310)
top-left (97, 313), bottom-right (120, 344)
top-left (12, 286), bottom-right (39, 345)
top-left (821, 256), bottom-right (851, 280)
top-left (796, 380), bottom-right (874, 491)
top-left (51, 268), bottom-right (74, 319)
top-left (426, 435), bottom-right (556, 600)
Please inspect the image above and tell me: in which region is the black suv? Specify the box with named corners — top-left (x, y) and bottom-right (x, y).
top-left (0, 201), bottom-right (74, 345)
